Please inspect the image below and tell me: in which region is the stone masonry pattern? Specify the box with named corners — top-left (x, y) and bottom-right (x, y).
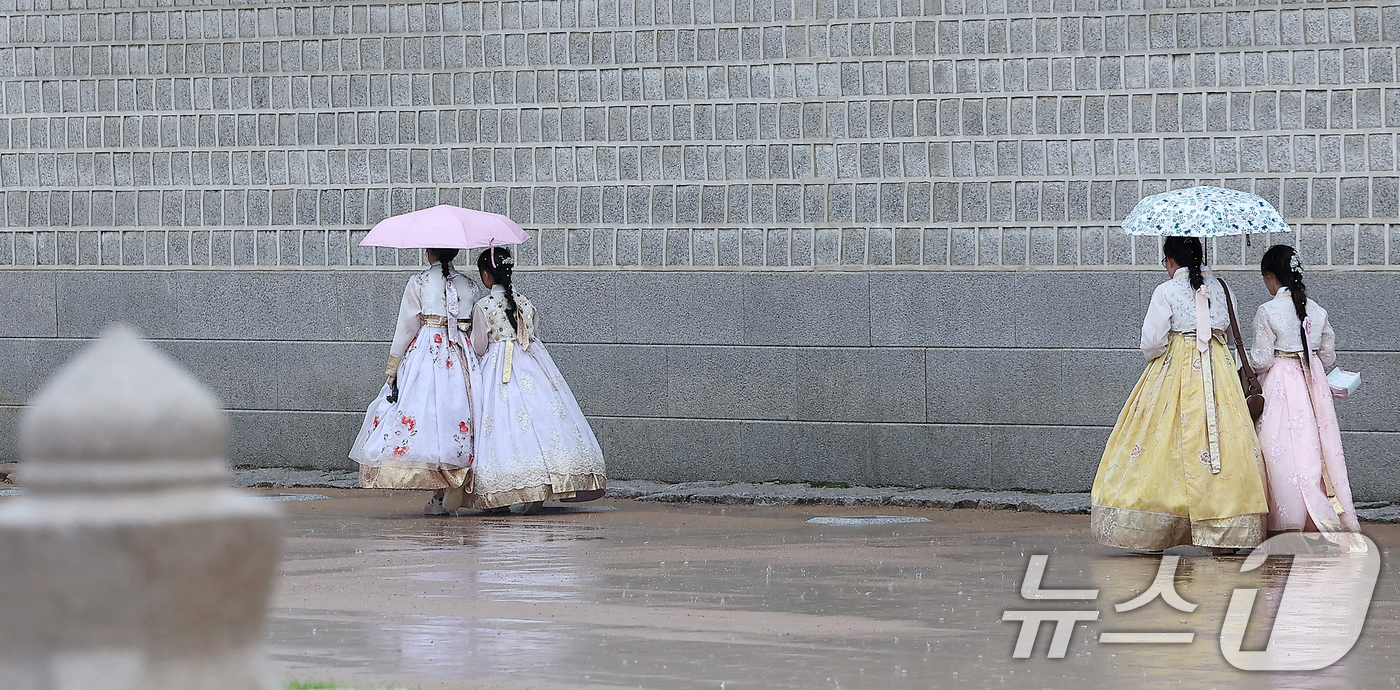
top-left (1, 0), bottom-right (1400, 269)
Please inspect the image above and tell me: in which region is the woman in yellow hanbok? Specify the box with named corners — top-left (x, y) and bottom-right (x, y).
top-left (1091, 237), bottom-right (1269, 551)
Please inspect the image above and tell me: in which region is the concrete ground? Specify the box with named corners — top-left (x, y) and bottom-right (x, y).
top-left (267, 488), bottom-right (1400, 690)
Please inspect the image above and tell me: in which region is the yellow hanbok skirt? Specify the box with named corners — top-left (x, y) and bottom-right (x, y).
top-left (1091, 333), bottom-right (1269, 550)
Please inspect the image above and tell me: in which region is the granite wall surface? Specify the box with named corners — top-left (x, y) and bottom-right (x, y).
top-left (1, 268), bottom-right (1397, 498)
top-left (3, 0), bottom-right (1400, 269)
top-left (1, 0), bottom-right (1398, 495)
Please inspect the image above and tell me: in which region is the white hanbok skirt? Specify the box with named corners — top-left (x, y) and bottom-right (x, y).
top-left (350, 325), bottom-right (477, 490)
top-left (467, 339), bottom-right (606, 509)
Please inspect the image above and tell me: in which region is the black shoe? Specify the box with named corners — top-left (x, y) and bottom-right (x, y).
top-left (1302, 534), bottom-right (1340, 553)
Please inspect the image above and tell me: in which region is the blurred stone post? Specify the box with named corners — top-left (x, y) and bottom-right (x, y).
top-left (0, 326), bottom-right (282, 690)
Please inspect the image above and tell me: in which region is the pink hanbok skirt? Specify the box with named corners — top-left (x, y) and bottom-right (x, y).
top-left (1256, 353), bottom-right (1360, 533)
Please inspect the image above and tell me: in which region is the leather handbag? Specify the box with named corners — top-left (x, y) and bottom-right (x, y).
top-left (1219, 280), bottom-right (1265, 421)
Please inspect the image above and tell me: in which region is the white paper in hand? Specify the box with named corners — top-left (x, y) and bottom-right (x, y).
top-left (1327, 368), bottom-right (1360, 399)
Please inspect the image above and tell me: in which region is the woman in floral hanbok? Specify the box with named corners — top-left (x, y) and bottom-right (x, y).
top-left (465, 247), bottom-right (606, 514)
top-left (1249, 245), bottom-right (1359, 535)
top-left (1091, 236), bottom-right (1269, 551)
top-left (350, 248), bottom-right (483, 516)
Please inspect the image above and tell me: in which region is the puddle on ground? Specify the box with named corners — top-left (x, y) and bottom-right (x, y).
top-left (264, 490), bottom-right (1398, 690)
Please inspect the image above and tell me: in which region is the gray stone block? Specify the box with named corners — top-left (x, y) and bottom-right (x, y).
top-left (871, 272), bottom-right (1145, 348)
top-left (1012, 271), bottom-right (1147, 348)
top-left (152, 340), bottom-right (384, 414)
top-left (0, 338), bottom-right (84, 408)
top-left (1326, 353), bottom-right (1400, 433)
top-left (230, 467), bottom-right (359, 489)
top-left (885, 487), bottom-right (1089, 513)
top-left (1305, 273), bottom-right (1400, 351)
top-left (602, 479), bottom-right (677, 500)
top-left (227, 410), bottom-right (362, 470)
top-left (738, 420), bottom-right (874, 485)
top-left (665, 346), bottom-right (796, 421)
top-left (598, 417), bottom-right (744, 482)
top-left (791, 347), bottom-right (925, 423)
top-left (508, 268), bottom-right (608, 339)
top-left (0, 405), bottom-right (17, 463)
top-left (613, 272), bottom-right (745, 345)
top-left (635, 481), bottom-right (904, 507)
top-left (926, 348), bottom-right (1141, 427)
top-left (871, 272), bottom-right (1015, 347)
top-left (624, 481), bottom-right (735, 502)
top-left (742, 272), bottom-right (869, 346)
top-left (55, 270), bottom-right (406, 342)
top-left (0, 271), bottom-right (57, 338)
top-left (869, 423), bottom-right (994, 488)
top-left (1338, 431), bottom-right (1400, 502)
top-left (546, 343), bottom-right (668, 418)
top-left (988, 424), bottom-right (1109, 492)
top-left (1357, 504), bottom-right (1400, 523)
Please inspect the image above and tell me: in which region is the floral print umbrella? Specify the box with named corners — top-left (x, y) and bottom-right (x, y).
top-left (1122, 186), bottom-right (1291, 237)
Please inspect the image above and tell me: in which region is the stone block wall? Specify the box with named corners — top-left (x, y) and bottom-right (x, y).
top-left (1, 0), bottom-right (1397, 496)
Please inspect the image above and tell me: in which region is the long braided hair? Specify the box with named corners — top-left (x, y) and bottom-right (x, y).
top-left (1162, 236), bottom-right (1205, 290)
top-left (1261, 244), bottom-right (1310, 353)
top-left (428, 247), bottom-right (459, 283)
top-left (427, 248), bottom-right (460, 312)
top-left (477, 247), bottom-right (519, 332)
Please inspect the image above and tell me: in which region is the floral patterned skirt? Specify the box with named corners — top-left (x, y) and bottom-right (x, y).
top-left (466, 340), bottom-right (605, 509)
top-left (1091, 334), bottom-right (1269, 550)
top-left (350, 325), bottom-right (476, 491)
top-left (1257, 355), bottom-right (1359, 533)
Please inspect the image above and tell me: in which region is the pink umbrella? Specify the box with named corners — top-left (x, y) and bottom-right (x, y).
top-left (359, 205), bottom-right (530, 249)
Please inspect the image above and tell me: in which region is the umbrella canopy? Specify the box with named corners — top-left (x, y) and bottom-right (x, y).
top-left (359, 205), bottom-right (530, 249)
top-left (1122, 186), bottom-right (1290, 237)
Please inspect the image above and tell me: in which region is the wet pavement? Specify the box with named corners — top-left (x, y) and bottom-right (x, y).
top-left (262, 489), bottom-right (1400, 690)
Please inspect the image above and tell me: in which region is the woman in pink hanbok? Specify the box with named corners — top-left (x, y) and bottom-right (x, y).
top-left (350, 248), bottom-right (483, 516)
top-left (1249, 245), bottom-right (1359, 534)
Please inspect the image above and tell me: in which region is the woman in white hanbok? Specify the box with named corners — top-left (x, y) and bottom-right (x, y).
top-left (466, 247), bottom-right (606, 513)
top-left (350, 248), bottom-right (483, 515)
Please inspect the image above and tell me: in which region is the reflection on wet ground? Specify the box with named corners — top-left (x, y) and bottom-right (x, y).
top-left (266, 489), bottom-right (1400, 689)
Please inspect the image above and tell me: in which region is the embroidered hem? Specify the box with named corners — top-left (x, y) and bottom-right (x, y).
top-left (359, 463), bottom-right (471, 491)
top-left (1091, 504), bottom-right (1266, 550)
top-left (465, 473), bottom-right (606, 510)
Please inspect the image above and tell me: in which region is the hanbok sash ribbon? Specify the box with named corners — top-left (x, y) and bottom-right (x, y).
top-left (1195, 286), bottom-right (1222, 475)
top-left (502, 341), bottom-right (514, 384)
top-left (497, 295), bottom-right (541, 386)
top-left (443, 271), bottom-right (475, 390)
top-left (1295, 317), bottom-right (1342, 511)
top-left (1193, 287), bottom-right (1212, 354)
top-left (500, 295), bottom-right (525, 385)
top-left (444, 271), bottom-right (464, 351)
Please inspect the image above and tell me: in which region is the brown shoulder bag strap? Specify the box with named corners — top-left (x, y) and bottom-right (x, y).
top-left (1218, 279), bottom-right (1264, 399)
